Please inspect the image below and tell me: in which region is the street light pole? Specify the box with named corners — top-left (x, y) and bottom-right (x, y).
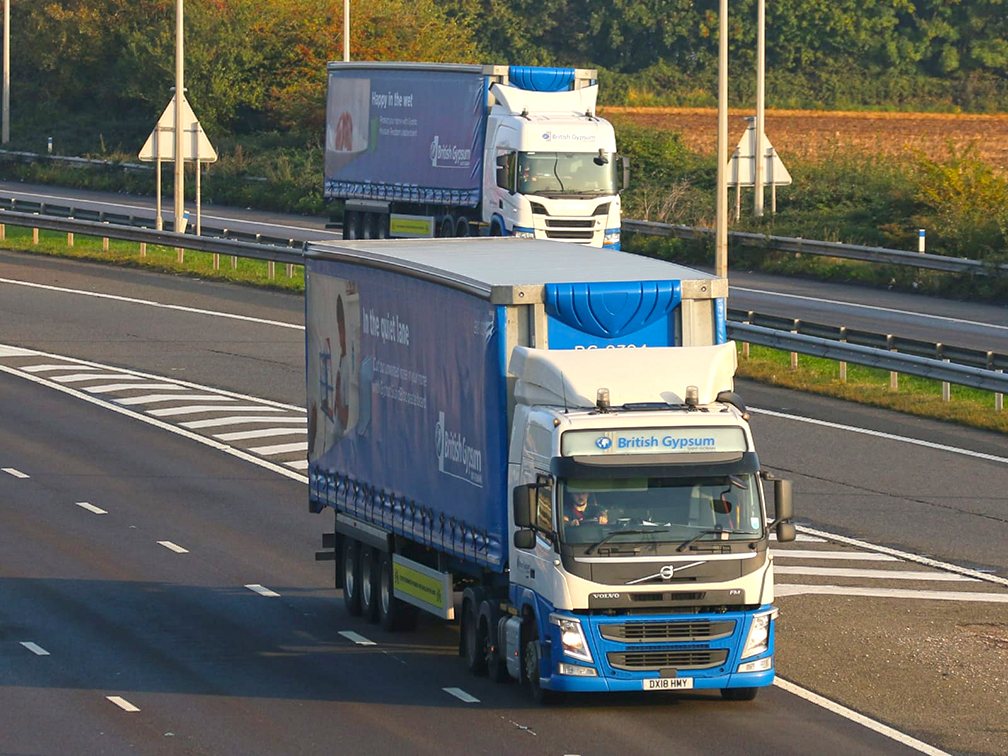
top-left (174, 0), bottom-right (184, 233)
top-left (3, 0), bottom-right (9, 144)
top-left (343, 0), bottom-right (349, 62)
top-left (715, 0), bottom-right (728, 280)
top-left (754, 0), bottom-right (766, 216)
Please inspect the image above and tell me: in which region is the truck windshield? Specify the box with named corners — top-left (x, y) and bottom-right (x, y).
top-left (558, 475), bottom-right (763, 548)
top-left (517, 152), bottom-right (617, 197)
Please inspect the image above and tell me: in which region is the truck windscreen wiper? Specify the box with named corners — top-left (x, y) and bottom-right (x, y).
top-left (586, 527), bottom-right (668, 555)
top-left (676, 528), bottom-right (750, 552)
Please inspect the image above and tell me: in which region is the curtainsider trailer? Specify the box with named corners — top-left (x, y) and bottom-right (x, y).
top-left (306, 238), bottom-right (795, 701)
top-left (324, 62), bottom-right (629, 248)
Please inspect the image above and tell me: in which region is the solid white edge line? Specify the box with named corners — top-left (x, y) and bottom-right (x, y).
top-left (76, 501), bottom-right (108, 515)
top-left (2, 467), bottom-right (29, 478)
top-left (775, 584), bottom-right (1008, 603)
top-left (338, 631), bottom-right (376, 646)
top-left (245, 584), bottom-right (280, 597)
top-left (106, 696), bottom-right (141, 712)
top-left (20, 641), bottom-right (50, 656)
top-left (774, 678), bottom-right (952, 756)
top-left (796, 525), bottom-right (1008, 588)
top-left (751, 407), bottom-right (1008, 466)
top-left (0, 344), bottom-right (302, 411)
top-left (442, 687), bottom-right (480, 704)
top-left (157, 540), bottom-right (189, 554)
top-left (0, 361), bottom-right (308, 486)
top-left (0, 276), bottom-right (305, 331)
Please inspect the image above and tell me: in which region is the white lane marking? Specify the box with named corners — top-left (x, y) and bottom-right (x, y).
top-left (22, 364), bottom-right (102, 373)
top-left (249, 441), bottom-right (308, 455)
top-left (182, 415), bottom-right (305, 430)
top-left (2, 467), bottom-right (29, 478)
top-left (0, 345), bottom-right (36, 357)
top-left (338, 631), bottom-right (376, 646)
top-left (771, 549), bottom-right (897, 561)
top-left (775, 678), bottom-right (952, 756)
top-left (76, 501), bottom-right (108, 515)
top-left (286, 460), bottom-right (309, 471)
top-left (245, 584), bottom-right (280, 597)
top-left (214, 427), bottom-right (306, 442)
top-left (51, 372), bottom-right (140, 384)
top-left (775, 566), bottom-right (979, 582)
top-left (158, 540), bottom-right (189, 554)
top-left (118, 394), bottom-right (237, 406)
top-left (770, 532), bottom-right (825, 543)
top-left (775, 584), bottom-right (1008, 602)
top-left (443, 687), bottom-right (480, 704)
top-left (0, 357), bottom-right (308, 486)
top-left (20, 641), bottom-right (50, 656)
top-left (0, 276), bottom-right (305, 331)
top-left (87, 383), bottom-right (188, 394)
top-left (149, 404), bottom-right (285, 417)
top-left (732, 285), bottom-right (1008, 333)
top-left (106, 696), bottom-right (141, 712)
top-left (752, 407), bottom-right (1008, 465)
top-left (798, 525), bottom-right (1008, 588)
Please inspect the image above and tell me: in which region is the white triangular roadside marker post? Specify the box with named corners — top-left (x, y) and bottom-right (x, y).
top-left (728, 122), bottom-right (790, 214)
top-left (139, 94), bottom-right (217, 235)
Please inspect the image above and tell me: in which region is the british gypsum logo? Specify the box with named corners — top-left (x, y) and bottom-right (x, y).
top-left (435, 411), bottom-right (483, 487)
top-left (430, 136), bottom-right (472, 168)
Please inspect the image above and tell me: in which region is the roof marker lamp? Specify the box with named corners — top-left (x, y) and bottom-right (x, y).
top-left (685, 385), bottom-right (699, 407)
top-left (596, 388), bottom-right (611, 412)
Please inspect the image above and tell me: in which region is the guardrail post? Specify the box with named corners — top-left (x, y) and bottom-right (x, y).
top-left (838, 327), bottom-right (848, 382)
top-left (888, 335), bottom-right (898, 391)
top-left (67, 232), bottom-right (74, 247)
top-left (790, 319), bottom-right (799, 370)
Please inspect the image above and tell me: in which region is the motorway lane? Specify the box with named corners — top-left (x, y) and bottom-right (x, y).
top-left (0, 370), bottom-right (932, 756)
top-left (2, 180), bottom-right (1006, 354)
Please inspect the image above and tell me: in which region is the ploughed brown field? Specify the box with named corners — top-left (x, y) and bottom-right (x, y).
top-left (599, 106), bottom-right (1008, 165)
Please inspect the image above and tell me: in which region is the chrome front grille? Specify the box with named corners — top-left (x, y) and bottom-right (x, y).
top-left (599, 620), bottom-right (736, 643)
top-left (607, 649), bottom-right (728, 671)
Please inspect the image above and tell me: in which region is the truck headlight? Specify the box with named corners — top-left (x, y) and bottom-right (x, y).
top-left (549, 613), bottom-right (593, 663)
top-left (513, 227), bottom-right (536, 239)
top-left (741, 609), bottom-right (777, 659)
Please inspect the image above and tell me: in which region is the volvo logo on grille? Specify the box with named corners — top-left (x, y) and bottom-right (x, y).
top-left (626, 561), bottom-right (706, 585)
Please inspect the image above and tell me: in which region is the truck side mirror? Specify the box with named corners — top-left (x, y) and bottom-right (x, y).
top-left (776, 521), bottom-right (796, 543)
top-left (513, 530), bottom-right (536, 549)
top-left (773, 479), bottom-right (793, 522)
top-left (513, 484), bottom-right (536, 528)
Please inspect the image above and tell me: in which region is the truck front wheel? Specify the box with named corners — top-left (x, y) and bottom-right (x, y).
top-left (721, 687), bottom-right (759, 701)
top-left (522, 622), bottom-right (555, 704)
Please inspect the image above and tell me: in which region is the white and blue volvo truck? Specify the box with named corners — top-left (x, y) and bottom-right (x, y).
top-left (306, 238), bottom-right (795, 702)
top-left (324, 62), bottom-right (629, 248)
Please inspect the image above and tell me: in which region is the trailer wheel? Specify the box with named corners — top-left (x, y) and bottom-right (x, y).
top-left (360, 546), bottom-right (380, 623)
top-left (341, 538), bottom-right (362, 616)
top-left (439, 216), bottom-right (455, 238)
top-left (343, 210), bottom-right (361, 240)
top-left (363, 212), bottom-right (379, 239)
top-left (462, 600), bottom-right (488, 675)
top-left (378, 552), bottom-right (418, 632)
top-left (375, 214), bottom-right (389, 239)
top-left (522, 621), bottom-right (555, 704)
top-left (721, 687), bottom-right (759, 701)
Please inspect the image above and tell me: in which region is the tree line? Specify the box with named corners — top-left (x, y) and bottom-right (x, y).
top-left (11, 0), bottom-right (1008, 145)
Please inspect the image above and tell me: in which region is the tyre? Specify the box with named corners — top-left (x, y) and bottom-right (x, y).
top-left (363, 212), bottom-right (380, 239)
top-left (721, 687), bottom-right (759, 701)
top-left (462, 600), bottom-right (488, 675)
top-left (439, 216), bottom-right (455, 238)
top-left (490, 220), bottom-right (503, 237)
top-left (343, 210), bottom-right (360, 240)
top-left (375, 214), bottom-right (389, 239)
top-left (360, 546), bottom-right (380, 623)
top-left (522, 620), bottom-right (555, 704)
top-left (484, 615), bottom-right (509, 683)
top-left (377, 551), bottom-right (418, 632)
top-left (455, 217), bottom-right (470, 237)
top-left (341, 538), bottom-right (362, 616)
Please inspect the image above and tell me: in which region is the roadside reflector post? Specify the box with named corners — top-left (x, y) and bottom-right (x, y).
top-left (213, 253), bottom-right (220, 270)
top-left (918, 229), bottom-right (925, 253)
top-left (888, 335), bottom-right (898, 392)
top-left (67, 232), bottom-right (74, 247)
top-left (839, 326), bottom-right (847, 382)
top-left (936, 344), bottom-right (949, 403)
top-left (0, 223), bottom-right (5, 240)
top-left (140, 242), bottom-right (147, 257)
top-left (287, 263), bottom-right (294, 278)
top-left (790, 319), bottom-right (799, 370)
top-left (103, 237), bottom-right (109, 251)
top-left (268, 260), bottom-right (275, 279)
top-left (232, 255), bottom-right (237, 269)
top-left (996, 369), bottom-right (1003, 412)
top-left (33, 227), bottom-right (38, 244)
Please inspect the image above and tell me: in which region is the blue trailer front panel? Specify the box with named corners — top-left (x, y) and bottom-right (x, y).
top-left (306, 258), bottom-right (507, 569)
top-left (324, 67), bottom-right (487, 206)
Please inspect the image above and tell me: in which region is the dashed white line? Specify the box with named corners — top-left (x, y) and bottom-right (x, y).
top-left (775, 566), bottom-right (979, 582)
top-left (150, 404), bottom-right (286, 417)
top-left (22, 364), bottom-right (102, 373)
top-left (214, 427), bottom-right (306, 442)
top-left (443, 687), bottom-right (480, 704)
top-left (775, 678), bottom-right (953, 756)
top-left (51, 373), bottom-right (139, 384)
top-left (286, 460), bottom-right (309, 471)
top-left (245, 584), bottom-right (280, 597)
top-left (182, 415), bottom-right (306, 430)
top-left (76, 501), bottom-right (108, 515)
top-left (775, 584), bottom-right (1008, 602)
top-left (2, 467), bottom-right (29, 478)
top-left (249, 441), bottom-right (308, 455)
top-left (117, 393), bottom-right (237, 406)
top-left (338, 631), bottom-right (376, 646)
top-left (88, 383), bottom-right (189, 394)
top-left (772, 550), bottom-right (897, 561)
top-left (157, 540), bottom-right (189, 554)
top-left (106, 696), bottom-right (141, 712)
top-left (20, 641), bottom-right (50, 656)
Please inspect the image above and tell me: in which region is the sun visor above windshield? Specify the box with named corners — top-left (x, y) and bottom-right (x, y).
top-left (490, 82), bottom-right (599, 116)
top-left (510, 342), bottom-right (737, 408)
